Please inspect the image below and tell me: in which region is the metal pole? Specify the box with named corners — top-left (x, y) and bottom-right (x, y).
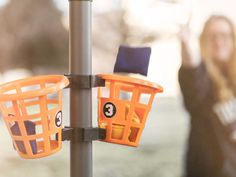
top-left (69, 0), bottom-right (92, 177)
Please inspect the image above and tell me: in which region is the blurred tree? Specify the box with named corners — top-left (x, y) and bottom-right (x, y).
top-left (93, 9), bottom-right (158, 74)
top-left (92, 0), bottom-right (183, 74)
top-left (0, 0), bottom-right (68, 74)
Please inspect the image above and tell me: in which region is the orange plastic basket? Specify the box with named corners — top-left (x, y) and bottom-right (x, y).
top-left (0, 75), bottom-right (69, 159)
top-left (97, 74), bottom-right (163, 147)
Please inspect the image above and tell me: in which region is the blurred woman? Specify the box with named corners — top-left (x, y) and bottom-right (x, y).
top-left (179, 15), bottom-right (236, 177)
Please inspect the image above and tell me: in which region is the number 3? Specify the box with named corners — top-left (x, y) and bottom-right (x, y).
top-left (55, 111), bottom-right (62, 128)
top-left (103, 102), bottom-right (116, 118)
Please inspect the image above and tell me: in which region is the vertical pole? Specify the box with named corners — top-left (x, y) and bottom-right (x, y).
top-left (69, 0), bottom-right (92, 177)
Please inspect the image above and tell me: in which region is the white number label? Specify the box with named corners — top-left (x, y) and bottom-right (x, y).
top-left (103, 102), bottom-right (116, 118)
top-left (55, 111), bottom-right (62, 128)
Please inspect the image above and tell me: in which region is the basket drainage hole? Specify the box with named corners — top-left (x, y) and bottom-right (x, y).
top-left (119, 91), bottom-right (132, 101)
top-left (139, 93), bottom-right (151, 105)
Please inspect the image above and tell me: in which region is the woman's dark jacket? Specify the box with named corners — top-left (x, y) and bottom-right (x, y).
top-left (179, 62), bottom-right (236, 177)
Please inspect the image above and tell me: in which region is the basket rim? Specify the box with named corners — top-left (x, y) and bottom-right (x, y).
top-left (0, 75), bottom-right (69, 101)
top-left (98, 74), bottom-right (163, 93)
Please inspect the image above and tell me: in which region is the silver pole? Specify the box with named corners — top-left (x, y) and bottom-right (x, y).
top-left (69, 0), bottom-right (92, 177)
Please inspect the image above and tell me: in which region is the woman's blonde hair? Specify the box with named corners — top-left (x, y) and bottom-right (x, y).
top-left (200, 15), bottom-right (236, 102)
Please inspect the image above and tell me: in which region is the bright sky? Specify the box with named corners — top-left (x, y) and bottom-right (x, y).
top-left (0, 0), bottom-right (6, 6)
top-left (1, 0), bottom-right (236, 97)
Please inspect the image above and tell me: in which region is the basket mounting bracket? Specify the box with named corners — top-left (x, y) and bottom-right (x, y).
top-left (64, 74), bottom-right (105, 89)
top-left (60, 127), bottom-right (106, 142)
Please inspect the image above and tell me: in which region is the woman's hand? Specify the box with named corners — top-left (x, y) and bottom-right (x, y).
top-left (179, 16), bottom-right (201, 68)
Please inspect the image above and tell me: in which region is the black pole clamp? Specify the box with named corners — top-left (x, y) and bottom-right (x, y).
top-left (61, 127), bottom-right (106, 142)
top-left (64, 74), bottom-right (105, 89)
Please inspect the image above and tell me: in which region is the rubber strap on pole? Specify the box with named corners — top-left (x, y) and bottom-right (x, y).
top-left (64, 74), bottom-right (105, 89)
top-left (61, 127), bottom-right (106, 142)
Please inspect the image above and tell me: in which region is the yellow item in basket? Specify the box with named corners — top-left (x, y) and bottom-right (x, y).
top-left (125, 104), bottom-right (140, 124)
top-left (109, 104), bottom-right (140, 140)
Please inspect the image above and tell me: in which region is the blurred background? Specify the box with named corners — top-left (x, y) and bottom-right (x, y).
top-left (0, 0), bottom-right (235, 176)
